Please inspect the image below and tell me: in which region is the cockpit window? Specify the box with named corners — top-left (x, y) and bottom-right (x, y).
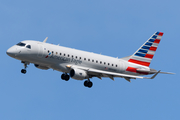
top-left (26, 45), bottom-right (31, 49)
top-left (16, 42), bottom-right (26, 46)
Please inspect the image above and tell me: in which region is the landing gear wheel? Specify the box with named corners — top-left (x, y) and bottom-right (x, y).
top-left (61, 74), bottom-right (65, 80)
top-left (61, 74), bottom-right (70, 81)
top-left (64, 75), bottom-right (70, 81)
top-left (84, 80), bottom-right (93, 88)
top-left (21, 69), bottom-right (27, 74)
top-left (84, 80), bottom-right (88, 87)
top-left (87, 81), bottom-right (93, 88)
top-left (21, 61), bottom-right (29, 74)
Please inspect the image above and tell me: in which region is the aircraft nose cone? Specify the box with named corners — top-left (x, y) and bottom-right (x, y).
top-left (6, 47), bottom-right (16, 57)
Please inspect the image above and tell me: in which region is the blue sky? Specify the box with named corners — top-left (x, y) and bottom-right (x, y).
top-left (1, 0), bottom-right (179, 120)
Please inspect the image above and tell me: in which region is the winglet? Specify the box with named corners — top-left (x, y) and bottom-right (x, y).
top-left (145, 70), bottom-right (161, 79)
top-left (43, 37), bottom-right (48, 43)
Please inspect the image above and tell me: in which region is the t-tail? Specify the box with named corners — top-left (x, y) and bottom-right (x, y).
top-left (128, 31), bottom-right (163, 67)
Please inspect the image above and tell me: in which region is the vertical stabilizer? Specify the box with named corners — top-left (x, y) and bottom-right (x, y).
top-left (128, 32), bottom-right (163, 67)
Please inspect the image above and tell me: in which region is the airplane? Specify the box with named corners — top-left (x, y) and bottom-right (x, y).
top-left (6, 32), bottom-right (174, 88)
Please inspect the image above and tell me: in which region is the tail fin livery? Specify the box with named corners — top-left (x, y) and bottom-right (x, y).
top-left (128, 32), bottom-right (164, 67)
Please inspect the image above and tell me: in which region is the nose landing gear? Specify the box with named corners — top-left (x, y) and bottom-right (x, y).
top-left (21, 69), bottom-right (26, 74)
top-left (21, 61), bottom-right (29, 74)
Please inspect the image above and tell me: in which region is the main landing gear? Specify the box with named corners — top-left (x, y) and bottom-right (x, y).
top-left (61, 73), bottom-right (93, 88)
top-left (84, 79), bottom-right (93, 88)
top-left (21, 61), bottom-right (29, 74)
top-left (61, 73), bottom-right (70, 81)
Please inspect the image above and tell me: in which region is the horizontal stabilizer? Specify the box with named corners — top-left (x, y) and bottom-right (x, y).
top-left (160, 71), bottom-right (175, 74)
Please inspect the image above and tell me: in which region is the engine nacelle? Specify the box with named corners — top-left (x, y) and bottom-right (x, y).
top-left (70, 68), bottom-right (88, 80)
top-left (34, 64), bottom-right (49, 70)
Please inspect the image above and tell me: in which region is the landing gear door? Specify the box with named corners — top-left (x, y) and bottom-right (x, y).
top-left (38, 44), bottom-right (44, 58)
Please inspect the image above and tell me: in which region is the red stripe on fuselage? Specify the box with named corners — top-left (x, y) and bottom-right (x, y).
top-left (128, 59), bottom-right (150, 66)
top-left (126, 67), bottom-right (136, 73)
top-left (126, 67), bottom-right (148, 75)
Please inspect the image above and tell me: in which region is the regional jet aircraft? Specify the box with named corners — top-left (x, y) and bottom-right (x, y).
top-left (6, 32), bottom-right (174, 88)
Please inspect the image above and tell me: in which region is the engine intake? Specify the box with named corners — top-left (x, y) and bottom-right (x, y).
top-left (70, 68), bottom-right (88, 80)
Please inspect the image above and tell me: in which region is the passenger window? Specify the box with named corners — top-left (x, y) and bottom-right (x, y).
top-left (64, 54), bottom-right (66, 56)
top-left (60, 53), bottom-right (61, 55)
top-left (72, 55), bottom-right (73, 58)
top-left (79, 57), bottom-right (81, 59)
top-left (84, 58), bottom-right (86, 60)
top-left (68, 54), bottom-right (70, 57)
top-left (96, 61), bottom-right (98, 63)
top-left (108, 63), bottom-right (110, 65)
top-left (112, 64), bottom-right (114, 66)
top-left (88, 59), bottom-right (90, 61)
top-left (76, 56), bottom-right (77, 59)
top-left (52, 51), bottom-right (54, 54)
top-left (92, 60), bottom-right (94, 62)
top-left (100, 61), bottom-right (102, 64)
top-left (48, 50), bottom-right (50, 53)
top-left (56, 52), bottom-right (58, 55)
top-left (116, 65), bottom-right (118, 67)
top-left (26, 45), bottom-right (31, 49)
top-left (104, 62), bottom-right (106, 65)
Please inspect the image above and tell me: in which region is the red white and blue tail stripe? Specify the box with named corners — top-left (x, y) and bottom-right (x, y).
top-left (128, 32), bottom-right (163, 67)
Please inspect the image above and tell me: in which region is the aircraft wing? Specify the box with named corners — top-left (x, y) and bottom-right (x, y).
top-left (87, 68), bottom-right (144, 80)
top-left (67, 65), bottom-right (160, 81)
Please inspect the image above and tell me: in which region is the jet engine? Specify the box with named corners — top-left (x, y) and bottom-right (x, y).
top-left (34, 64), bottom-right (49, 70)
top-left (70, 68), bottom-right (88, 80)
